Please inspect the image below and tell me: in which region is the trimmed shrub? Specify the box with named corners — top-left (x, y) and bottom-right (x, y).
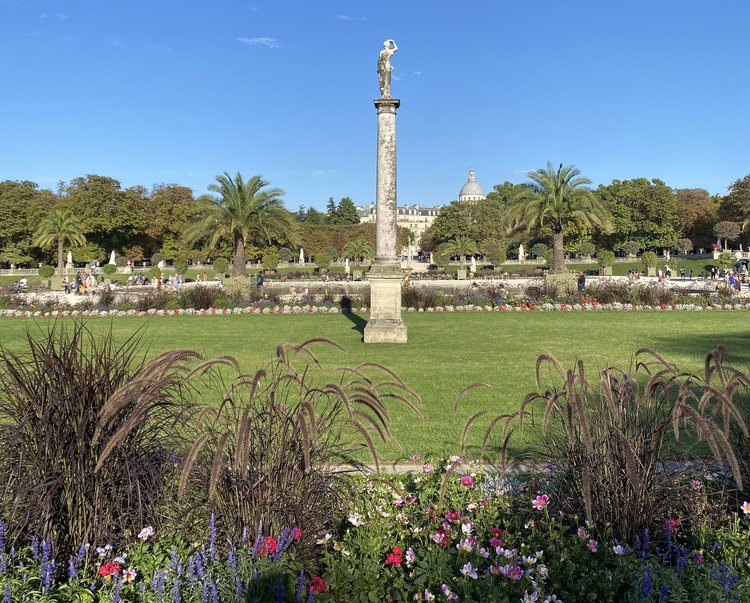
top-left (212, 257), bottom-right (229, 275)
top-left (38, 265), bottom-right (55, 278)
top-left (102, 263), bottom-right (117, 275)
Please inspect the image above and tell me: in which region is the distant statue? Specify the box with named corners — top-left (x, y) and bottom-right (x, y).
top-left (377, 39), bottom-right (398, 98)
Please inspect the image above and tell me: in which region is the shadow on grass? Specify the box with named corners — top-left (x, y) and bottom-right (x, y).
top-left (341, 296), bottom-right (367, 341)
top-left (649, 329), bottom-right (750, 370)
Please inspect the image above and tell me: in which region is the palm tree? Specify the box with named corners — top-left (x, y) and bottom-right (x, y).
top-left (510, 163), bottom-right (611, 273)
top-left (444, 235), bottom-right (479, 267)
top-left (342, 238), bottom-right (375, 265)
top-left (186, 172), bottom-right (299, 277)
top-left (33, 209), bottom-right (87, 277)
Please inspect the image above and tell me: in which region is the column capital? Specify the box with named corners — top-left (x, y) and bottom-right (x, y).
top-left (374, 98), bottom-right (400, 112)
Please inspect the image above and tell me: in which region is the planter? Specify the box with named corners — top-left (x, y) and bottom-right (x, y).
top-left (645, 266), bottom-right (657, 276)
top-left (457, 268), bottom-right (467, 280)
top-left (601, 266), bottom-right (613, 276)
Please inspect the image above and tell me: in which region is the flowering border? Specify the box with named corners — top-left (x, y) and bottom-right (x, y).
top-left (1, 301), bottom-right (749, 318)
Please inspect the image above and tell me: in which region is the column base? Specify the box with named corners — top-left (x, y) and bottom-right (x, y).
top-left (364, 318), bottom-right (408, 343)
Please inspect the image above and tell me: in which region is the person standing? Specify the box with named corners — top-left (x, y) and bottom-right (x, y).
top-left (577, 271), bottom-right (586, 293)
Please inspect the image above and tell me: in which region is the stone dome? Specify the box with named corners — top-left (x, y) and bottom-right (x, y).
top-left (458, 169), bottom-right (486, 202)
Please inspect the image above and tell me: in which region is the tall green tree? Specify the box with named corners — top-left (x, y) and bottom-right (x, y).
top-left (185, 172), bottom-right (299, 277)
top-left (420, 202), bottom-right (471, 250)
top-left (0, 180), bottom-right (55, 267)
top-left (510, 163), bottom-right (611, 273)
top-left (596, 178), bottom-right (679, 251)
top-left (32, 209), bottom-right (87, 277)
top-left (58, 175), bottom-right (145, 259)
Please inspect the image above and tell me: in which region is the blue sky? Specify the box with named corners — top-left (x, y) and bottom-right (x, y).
top-left (2, 1), bottom-right (748, 211)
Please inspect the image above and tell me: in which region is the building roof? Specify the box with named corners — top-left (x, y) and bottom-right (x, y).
top-left (459, 169), bottom-right (485, 200)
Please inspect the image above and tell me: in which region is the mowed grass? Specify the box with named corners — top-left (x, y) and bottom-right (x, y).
top-left (3, 312), bottom-right (749, 461)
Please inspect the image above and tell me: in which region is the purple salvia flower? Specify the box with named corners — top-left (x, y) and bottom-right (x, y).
top-left (639, 566), bottom-right (653, 597)
top-left (208, 581), bottom-right (219, 603)
top-left (76, 542), bottom-right (88, 566)
top-left (173, 573), bottom-right (181, 603)
top-left (271, 527), bottom-right (295, 562)
top-left (227, 550), bottom-right (237, 579)
top-left (195, 548), bottom-right (206, 580)
top-left (306, 587), bottom-right (315, 603)
top-left (68, 555), bottom-right (78, 580)
top-left (251, 536), bottom-right (264, 558)
top-left (170, 548), bottom-right (179, 571)
top-left (140, 581), bottom-right (146, 599)
top-left (235, 578), bottom-right (243, 601)
top-left (3, 584), bottom-right (9, 603)
top-left (201, 583), bottom-right (209, 603)
top-left (152, 569), bottom-right (166, 602)
top-left (30, 535), bottom-right (40, 561)
top-left (294, 570), bottom-right (306, 603)
top-left (112, 576), bottom-right (122, 603)
top-left (252, 569), bottom-right (259, 585)
top-left (275, 578), bottom-right (285, 602)
top-left (0, 554), bottom-right (7, 574)
top-left (40, 540), bottom-right (54, 595)
top-left (659, 585), bottom-right (669, 601)
top-left (0, 520), bottom-right (5, 551)
top-left (187, 556), bottom-right (196, 586)
top-left (9, 547), bottom-right (15, 559)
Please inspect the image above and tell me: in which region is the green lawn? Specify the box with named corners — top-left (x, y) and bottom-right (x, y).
top-left (2, 311), bottom-right (749, 460)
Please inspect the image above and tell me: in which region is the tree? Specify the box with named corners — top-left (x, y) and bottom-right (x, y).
top-left (32, 209), bottom-right (87, 277)
top-left (510, 163), bottom-right (611, 273)
top-left (332, 197), bottom-right (360, 225)
top-left (530, 243), bottom-right (548, 259)
top-left (443, 235), bottom-right (479, 267)
top-left (480, 239), bottom-right (507, 266)
top-left (185, 172), bottom-right (299, 277)
top-left (676, 188), bottom-right (718, 251)
top-left (342, 238), bottom-right (375, 265)
top-left (58, 175), bottom-right (145, 257)
top-left (720, 174), bottom-right (750, 223)
top-left (596, 178), bottom-right (680, 251)
top-left (713, 221), bottom-right (741, 249)
top-left (675, 238), bottom-right (693, 255)
top-left (0, 180), bottom-right (57, 267)
top-left (420, 201), bottom-right (471, 250)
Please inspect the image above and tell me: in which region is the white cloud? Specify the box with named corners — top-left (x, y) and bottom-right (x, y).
top-left (111, 39), bottom-right (124, 47)
top-left (335, 15), bottom-right (365, 21)
top-left (237, 37), bottom-right (282, 49)
top-left (413, 71), bottom-right (421, 76)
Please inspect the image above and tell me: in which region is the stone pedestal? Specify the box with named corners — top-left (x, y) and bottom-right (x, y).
top-left (364, 97), bottom-right (407, 344)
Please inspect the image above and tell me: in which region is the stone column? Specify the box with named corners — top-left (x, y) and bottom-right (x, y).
top-left (364, 98), bottom-right (407, 343)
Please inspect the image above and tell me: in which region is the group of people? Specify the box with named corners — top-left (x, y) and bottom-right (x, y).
top-left (62, 272), bottom-right (99, 295)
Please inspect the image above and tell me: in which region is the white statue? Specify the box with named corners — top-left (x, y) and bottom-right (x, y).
top-left (519, 244), bottom-right (526, 261)
top-left (109, 250), bottom-right (116, 265)
top-left (377, 39), bottom-right (398, 98)
top-left (299, 248), bottom-right (305, 263)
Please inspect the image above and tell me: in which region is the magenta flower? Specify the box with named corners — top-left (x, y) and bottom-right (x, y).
top-left (532, 494), bottom-right (549, 511)
top-left (690, 479), bottom-right (702, 490)
top-left (445, 510), bottom-right (461, 523)
top-left (587, 539), bottom-right (599, 552)
top-left (506, 566), bottom-right (524, 580)
top-left (577, 528), bottom-right (588, 539)
top-left (741, 501), bottom-right (750, 515)
top-left (460, 475), bottom-right (474, 488)
top-left (137, 526), bottom-right (154, 541)
top-left (461, 562), bottom-right (478, 579)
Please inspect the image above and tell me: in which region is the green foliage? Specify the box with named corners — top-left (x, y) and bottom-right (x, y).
top-left (641, 251), bottom-right (658, 267)
top-left (620, 239), bottom-right (642, 257)
top-left (578, 241), bottom-right (596, 257)
top-left (530, 242), bottom-right (548, 259)
top-left (151, 252), bottom-right (167, 266)
top-left (510, 163), bottom-right (612, 273)
top-left (326, 196), bottom-right (360, 225)
top-left (278, 247), bottom-right (293, 263)
top-left (262, 247), bottom-right (280, 270)
top-left (185, 172), bottom-right (299, 277)
top-left (212, 257), bottom-right (229, 275)
top-left (718, 250), bottom-right (734, 269)
top-left (421, 201), bottom-right (472, 249)
top-left (596, 249), bottom-right (615, 267)
top-left (37, 265), bottom-right (55, 278)
top-left (713, 221), bottom-right (741, 247)
top-left (597, 178), bottom-right (680, 251)
top-left (443, 235), bottom-right (479, 267)
top-left (315, 251), bottom-right (333, 271)
top-left (101, 263), bottom-right (117, 275)
top-left (675, 237), bottom-right (694, 254)
top-left (32, 208), bottom-right (87, 277)
top-left (342, 238), bottom-right (374, 265)
top-left (480, 239), bottom-right (506, 265)
top-left (173, 257), bottom-right (189, 274)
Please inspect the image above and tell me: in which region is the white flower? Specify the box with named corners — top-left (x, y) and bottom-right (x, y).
top-left (348, 513), bottom-right (363, 527)
top-left (316, 533), bottom-right (332, 545)
top-left (461, 562), bottom-right (478, 579)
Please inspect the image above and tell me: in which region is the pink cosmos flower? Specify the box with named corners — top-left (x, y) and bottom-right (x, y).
top-left (587, 539), bottom-right (599, 552)
top-left (445, 510), bottom-right (461, 523)
top-left (460, 475), bottom-right (474, 488)
top-left (461, 562), bottom-right (478, 579)
top-left (532, 494), bottom-right (549, 511)
top-left (506, 566), bottom-right (524, 580)
top-left (422, 463), bottom-right (432, 473)
top-left (690, 479), bottom-right (703, 490)
top-left (741, 501), bottom-right (750, 515)
top-left (577, 528), bottom-right (588, 539)
top-left (122, 568), bottom-right (137, 583)
top-left (138, 526), bottom-right (154, 541)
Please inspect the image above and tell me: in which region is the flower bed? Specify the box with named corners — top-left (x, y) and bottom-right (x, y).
top-left (3, 301), bottom-right (750, 319)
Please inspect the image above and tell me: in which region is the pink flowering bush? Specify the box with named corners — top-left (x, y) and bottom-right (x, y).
top-left (315, 458), bottom-right (750, 602)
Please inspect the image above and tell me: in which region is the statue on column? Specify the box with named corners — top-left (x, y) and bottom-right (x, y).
top-left (377, 39), bottom-right (398, 98)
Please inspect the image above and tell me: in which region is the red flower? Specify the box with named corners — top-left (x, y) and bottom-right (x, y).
top-left (308, 576), bottom-right (327, 594)
top-left (265, 536), bottom-right (277, 555)
top-left (665, 518), bottom-right (679, 532)
top-left (385, 547), bottom-right (403, 566)
top-left (99, 561), bottom-right (120, 577)
top-left (491, 527), bottom-right (503, 538)
top-left (293, 527), bottom-right (301, 541)
top-left (391, 545), bottom-right (402, 556)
